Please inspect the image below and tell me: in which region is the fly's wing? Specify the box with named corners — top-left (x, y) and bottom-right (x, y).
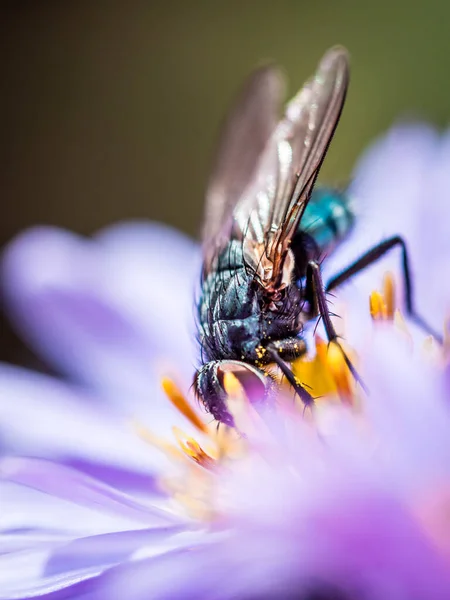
top-left (202, 66), bottom-right (284, 274)
top-left (236, 47), bottom-right (350, 291)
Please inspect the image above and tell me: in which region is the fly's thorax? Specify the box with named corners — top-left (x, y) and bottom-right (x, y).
top-left (242, 240), bottom-right (296, 294)
top-left (259, 282), bottom-right (305, 339)
top-left (300, 186), bottom-right (355, 256)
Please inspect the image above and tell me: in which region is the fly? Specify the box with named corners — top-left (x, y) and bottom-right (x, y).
top-left (194, 47), bottom-right (438, 426)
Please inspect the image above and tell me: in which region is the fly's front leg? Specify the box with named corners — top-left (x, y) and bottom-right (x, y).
top-left (195, 360), bottom-right (277, 427)
top-left (269, 337), bottom-right (307, 362)
top-left (266, 337), bottom-right (314, 407)
top-left (306, 260), bottom-right (366, 390)
top-left (325, 236), bottom-right (442, 343)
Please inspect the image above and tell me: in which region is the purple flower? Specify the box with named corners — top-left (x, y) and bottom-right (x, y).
top-left (1, 124), bottom-right (450, 599)
top-left (324, 123), bottom-right (450, 346)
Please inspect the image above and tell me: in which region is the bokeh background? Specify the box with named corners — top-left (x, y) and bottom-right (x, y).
top-left (2, 0), bottom-right (450, 364)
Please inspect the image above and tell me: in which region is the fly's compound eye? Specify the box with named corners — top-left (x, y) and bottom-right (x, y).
top-left (195, 360), bottom-right (277, 427)
top-left (217, 362), bottom-right (269, 402)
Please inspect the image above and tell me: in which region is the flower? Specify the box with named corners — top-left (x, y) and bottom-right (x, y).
top-left (324, 123), bottom-right (450, 347)
top-left (1, 123), bottom-right (450, 599)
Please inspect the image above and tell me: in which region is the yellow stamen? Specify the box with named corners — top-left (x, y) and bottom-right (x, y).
top-left (162, 377), bottom-right (208, 434)
top-left (132, 419), bottom-right (183, 460)
top-left (293, 337), bottom-right (337, 399)
top-left (370, 272), bottom-right (396, 321)
top-left (369, 290), bottom-right (387, 320)
top-left (172, 426), bottom-right (216, 470)
top-left (314, 336), bottom-right (329, 363)
top-left (292, 336), bottom-right (355, 404)
top-left (383, 272), bottom-right (395, 318)
top-left (326, 340), bottom-right (353, 404)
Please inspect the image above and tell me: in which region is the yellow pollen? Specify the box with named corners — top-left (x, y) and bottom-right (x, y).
top-left (172, 426), bottom-right (216, 470)
top-left (370, 272), bottom-right (396, 321)
top-left (326, 340), bottom-right (353, 404)
top-left (132, 420), bottom-right (183, 460)
top-left (293, 336), bottom-right (346, 400)
top-left (369, 291), bottom-right (387, 320)
top-left (383, 272), bottom-right (395, 318)
top-left (162, 377), bottom-right (208, 434)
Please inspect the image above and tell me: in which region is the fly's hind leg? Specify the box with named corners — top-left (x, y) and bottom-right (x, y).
top-left (305, 260), bottom-right (367, 391)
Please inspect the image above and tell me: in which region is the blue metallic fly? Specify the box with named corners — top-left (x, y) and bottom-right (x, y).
top-left (194, 47), bottom-right (436, 426)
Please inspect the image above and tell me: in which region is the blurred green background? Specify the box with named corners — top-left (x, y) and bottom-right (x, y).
top-left (3, 0), bottom-right (450, 242)
top-left (1, 0), bottom-right (450, 363)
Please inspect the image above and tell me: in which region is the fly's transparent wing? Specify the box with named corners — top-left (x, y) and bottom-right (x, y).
top-left (270, 46), bottom-right (349, 257)
top-left (236, 47), bottom-right (350, 291)
top-left (202, 65), bottom-right (284, 273)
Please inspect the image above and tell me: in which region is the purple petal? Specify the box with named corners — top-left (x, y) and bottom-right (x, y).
top-left (1, 531), bottom-right (208, 599)
top-left (61, 458), bottom-right (162, 497)
top-left (362, 330), bottom-right (450, 486)
top-left (20, 547), bottom-right (219, 600)
top-left (1, 457), bottom-right (180, 527)
top-left (1, 531), bottom-right (181, 600)
top-left (43, 526), bottom-right (187, 579)
top-left (324, 123), bottom-right (450, 340)
top-left (303, 492), bottom-right (450, 600)
top-left (93, 221), bottom-right (202, 382)
top-left (0, 363), bottom-right (175, 474)
top-left (1, 223), bottom-right (200, 397)
top-left (1, 481), bottom-right (136, 539)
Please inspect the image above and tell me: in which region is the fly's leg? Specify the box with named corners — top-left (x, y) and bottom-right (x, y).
top-left (325, 236), bottom-right (442, 342)
top-left (306, 260), bottom-right (367, 390)
top-left (266, 338), bottom-right (314, 407)
top-left (195, 359), bottom-right (277, 426)
top-left (269, 337), bottom-right (307, 361)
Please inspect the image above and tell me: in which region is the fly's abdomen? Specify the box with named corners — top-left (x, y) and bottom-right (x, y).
top-left (198, 240), bottom-right (262, 362)
top-left (301, 186), bottom-right (354, 254)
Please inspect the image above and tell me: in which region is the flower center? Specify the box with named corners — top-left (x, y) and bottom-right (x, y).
top-left (136, 272), bottom-right (446, 521)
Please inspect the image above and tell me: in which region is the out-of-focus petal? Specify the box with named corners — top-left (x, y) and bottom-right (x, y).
top-left (323, 125), bottom-right (448, 337)
top-left (348, 123), bottom-right (438, 237)
top-left (0, 546), bottom-right (105, 600)
top-left (0, 456), bottom-right (193, 597)
top-left (0, 363), bottom-right (176, 476)
top-left (362, 330), bottom-right (450, 487)
top-left (410, 128), bottom-right (450, 324)
top-left (34, 547), bottom-right (220, 600)
top-left (304, 492), bottom-right (450, 600)
top-left (1, 457), bottom-right (179, 527)
top-left (1, 481), bottom-right (141, 540)
top-left (94, 221), bottom-right (201, 361)
top-left (60, 458), bottom-right (162, 497)
top-left (0, 528), bottom-right (197, 600)
top-left (1, 223), bottom-right (200, 398)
